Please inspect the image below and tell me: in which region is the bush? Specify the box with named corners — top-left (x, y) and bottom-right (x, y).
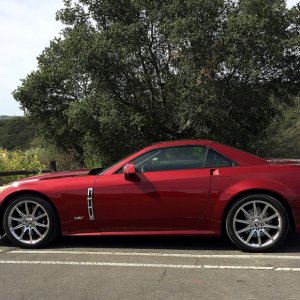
top-left (0, 149), bottom-right (45, 185)
top-left (26, 146), bottom-right (85, 171)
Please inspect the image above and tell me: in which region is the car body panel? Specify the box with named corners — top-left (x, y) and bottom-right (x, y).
top-left (203, 165), bottom-right (300, 233)
top-left (93, 168), bottom-right (211, 232)
top-left (0, 176), bottom-right (98, 235)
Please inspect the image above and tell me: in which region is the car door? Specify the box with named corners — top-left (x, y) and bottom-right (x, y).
top-left (92, 146), bottom-right (212, 232)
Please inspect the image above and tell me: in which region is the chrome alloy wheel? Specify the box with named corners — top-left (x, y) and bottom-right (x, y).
top-left (7, 200), bottom-right (50, 245)
top-left (233, 200), bottom-right (282, 248)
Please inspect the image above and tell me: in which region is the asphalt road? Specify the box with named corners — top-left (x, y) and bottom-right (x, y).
top-left (1, 233), bottom-right (300, 300)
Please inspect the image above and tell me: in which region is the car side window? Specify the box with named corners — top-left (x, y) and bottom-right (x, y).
top-left (204, 148), bottom-right (233, 168)
top-left (132, 146), bottom-right (208, 173)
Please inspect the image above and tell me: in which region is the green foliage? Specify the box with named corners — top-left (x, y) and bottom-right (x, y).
top-left (0, 117), bottom-right (37, 151)
top-left (262, 98), bottom-right (300, 158)
top-left (13, 0), bottom-right (300, 165)
top-left (0, 149), bottom-right (45, 185)
top-left (26, 146), bottom-right (84, 171)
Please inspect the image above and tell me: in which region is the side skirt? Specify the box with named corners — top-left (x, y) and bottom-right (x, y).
top-left (63, 230), bottom-right (221, 237)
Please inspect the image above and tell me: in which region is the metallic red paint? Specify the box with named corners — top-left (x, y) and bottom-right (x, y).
top-left (1, 140), bottom-right (300, 241)
top-left (93, 168), bottom-right (211, 232)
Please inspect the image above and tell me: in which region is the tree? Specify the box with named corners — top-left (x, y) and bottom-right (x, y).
top-left (13, 0), bottom-right (300, 166)
top-left (263, 97), bottom-right (300, 158)
top-left (0, 117), bottom-right (37, 151)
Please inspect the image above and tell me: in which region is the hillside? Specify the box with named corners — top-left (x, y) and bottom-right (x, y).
top-left (0, 116), bottom-right (37, 150)
top-left (0, 115), bottom-right (14, 120)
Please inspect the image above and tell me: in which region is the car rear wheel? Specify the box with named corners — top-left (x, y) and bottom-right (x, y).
top-left (226, 194), bottom-right (289, 252)
top-left (3, 194), bottom-right (59, 248)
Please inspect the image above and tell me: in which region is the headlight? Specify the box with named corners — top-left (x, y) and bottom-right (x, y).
top-left (0, 185), bottom-right (11, 194)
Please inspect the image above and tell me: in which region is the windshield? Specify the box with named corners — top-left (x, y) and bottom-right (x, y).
top-left (98, 151), bottom-right (138, 175)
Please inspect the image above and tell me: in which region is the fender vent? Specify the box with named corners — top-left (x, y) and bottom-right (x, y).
top-left (87, 188), bottom-right (95, 220)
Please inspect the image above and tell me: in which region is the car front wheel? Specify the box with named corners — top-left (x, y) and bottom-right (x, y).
top-left (226, 194), bottom-right (289, 252)
top-left (3, 194), bottom-right (59, 248)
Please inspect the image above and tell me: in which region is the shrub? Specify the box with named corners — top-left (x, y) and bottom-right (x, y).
top-left (0, 149), bottom-right (45, 185)
top-left (26, 147), bottom-right (84, 171)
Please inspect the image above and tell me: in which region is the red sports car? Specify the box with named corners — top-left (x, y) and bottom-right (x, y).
top-left (0, 140), bottom-right (299, 252)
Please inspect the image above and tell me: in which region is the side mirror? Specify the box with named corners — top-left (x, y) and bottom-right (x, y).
top-left (123, 163), bottom-right (136, 180)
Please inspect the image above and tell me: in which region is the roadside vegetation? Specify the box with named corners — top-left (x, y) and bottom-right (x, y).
top-left (1, 0), bottom-right (299, 183)
top-left (0, 148), bottom-right (45, 185)
top-left (264, 97), bottom-right (300, 158)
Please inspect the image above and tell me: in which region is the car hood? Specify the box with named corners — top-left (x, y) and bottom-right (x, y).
top-left (16, 170), bottom-right (90, 182)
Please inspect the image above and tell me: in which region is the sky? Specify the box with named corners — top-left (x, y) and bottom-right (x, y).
top-left (0, 0), bottom-right (299, 116)
top-left (0, 0), bottom-right (63, 116)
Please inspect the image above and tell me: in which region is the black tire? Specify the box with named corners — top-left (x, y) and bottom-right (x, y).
top-left (3, 194), bottom-right (59, 248)
top-left (226, 194), bottom-right (289, 252)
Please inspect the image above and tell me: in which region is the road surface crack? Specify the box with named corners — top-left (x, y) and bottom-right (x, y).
top-left (159, 268), bottom-right (167, 282)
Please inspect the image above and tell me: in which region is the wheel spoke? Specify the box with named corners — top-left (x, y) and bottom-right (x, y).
top-left (28, 228), bottom-right (33, 244)
top-left (262, 228), bottom-right (274, 241)
top-left (25, 201), bottom-right (30, 216)
top-left (11, 223), bottom-right (25, 231)
top-left (237, 225), bottom-right (251, 234)
top-left (31, 204), bottom-right (40, 217)
top-left (9, 216), bottom-right (23, 222)
top-left (259, 204), bottom-right (269, 218)
top-left (263, 213), bottom-right (278, 222)
top-left (245, 229), bottom-right (255, 243)
top-left (18, 227), bottom-right (27, 240)
top-left (257, 233), bottom-right (262, 246)
top-left (15, 207), bottom-right (26, 218)
top-left (32, 226), bottom-right (43, 238)
top-left (241, 208), bottom-right (252, 219)
top-left (35, 213), bottom-right (47, 221)
top-left (264, 224), bottom-right (280, 230)
top-left (253, 202), bottom-right (258, 217)
top-left (35, 222), bottom-right (48, 228)
top-left (235, 219), bottom-right (250, 225)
